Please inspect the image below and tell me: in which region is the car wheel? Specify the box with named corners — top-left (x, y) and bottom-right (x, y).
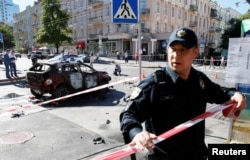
top-left (99, 80), bottom-right (109, 92)
top-left (52, 84), bottom-right (69, 99)
top-left (30, 88), bottom-right (43, 98)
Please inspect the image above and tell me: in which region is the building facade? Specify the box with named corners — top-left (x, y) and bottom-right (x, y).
top-left (13, 0), bottom-right (241, 58)
top-left (0, 0), bottom-right (19, 24)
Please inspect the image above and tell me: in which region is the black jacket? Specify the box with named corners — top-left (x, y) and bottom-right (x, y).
top-left (120, 66), bottom-right (236, 160)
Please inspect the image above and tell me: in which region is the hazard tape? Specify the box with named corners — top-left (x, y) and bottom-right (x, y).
top-left (94, 103), bottom-right (235, 160)
top-left (0, 76), bottom-right (139, 117)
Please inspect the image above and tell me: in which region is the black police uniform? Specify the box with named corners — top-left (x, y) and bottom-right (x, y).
top-left (120, 66), bottom-right (237, 160)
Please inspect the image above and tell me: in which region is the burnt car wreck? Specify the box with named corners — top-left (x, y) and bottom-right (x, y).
top-left (25, 62), bottom-right (111, 99)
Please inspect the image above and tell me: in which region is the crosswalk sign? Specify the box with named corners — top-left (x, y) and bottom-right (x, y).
top-left (112, 0), bottom-right (138, 24)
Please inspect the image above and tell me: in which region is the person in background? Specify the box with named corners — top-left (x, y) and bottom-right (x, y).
top-left (120, 27), bottom-right (247, 160)
top-left (203, 56), bottom-right (207, 69)
top-left (113, 64), bottom-right (121, 76)
top-left (209, 56), bottom-right (215, 69)
top-left (220, 55), bottom-right (225, 69)
top-left (89, 53), bottom-right (94, 67)
top-left (9, 50), bottom-right (18, 77)
top-left (3, 49), bottom-right (11, 79)
top-left (135, 52), bottom-right (139, 64)
top-left (124, 51), bottom-right (129, 63)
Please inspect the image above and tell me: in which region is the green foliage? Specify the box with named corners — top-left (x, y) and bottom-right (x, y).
top-left (0, 24), bottom-right (15, 51)
top-left (36, 0), bottom-right (72, 53)
top-left (220, 10), bottom-right (250, 49)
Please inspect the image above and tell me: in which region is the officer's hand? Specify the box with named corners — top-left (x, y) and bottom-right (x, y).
top-left (129, 131), bottom-right (157, 151)
top-left (229, 92), bottom-right (247, 117)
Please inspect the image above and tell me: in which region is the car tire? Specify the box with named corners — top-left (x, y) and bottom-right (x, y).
top-left (30, 88), bottom-right (43, 98)
top-left (99, 80), bottom-right (109, 92)
top-left (52, 84), bottom-right (69, 99)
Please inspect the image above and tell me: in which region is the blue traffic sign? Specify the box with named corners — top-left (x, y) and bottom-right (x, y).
top-left (0, 33), bottom-right (3, 43)
top-left (112, 0), bottom-right (138, 24)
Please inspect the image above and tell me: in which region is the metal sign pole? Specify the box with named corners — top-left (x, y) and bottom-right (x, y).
top-left (138, 0), bottom-right (141, 82)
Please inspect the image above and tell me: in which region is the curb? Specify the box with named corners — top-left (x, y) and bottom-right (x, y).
top-left (0, 76), bottom-right (26, 86)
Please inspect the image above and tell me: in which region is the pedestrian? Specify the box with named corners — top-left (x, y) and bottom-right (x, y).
top-left (209, 56), bottom-right (215, 69)
top-left (95, 52), bottom-right (99, 62)
top-left (90, 53), bottom-right (94, 67)
top-left (135, 52), bottom-right (139, 64)
top-left (9, 50), bottom-right (18, 77)
top-left (113, 64), bottom-right (121, 76)
top-left (3, 49), bottom-right (11, 79)
top-left (220, 55), bottom-right (225, 69)
top-left (117, 51), bottom-right (120, 60)
top-left (120, 27), bottom-right (247, 160)
top-left (203, 56), bottom-right (207, 69)
top-left (30, 52), bottom-right (37, 66)
top-left (124, 51), bottom-right (128, 63)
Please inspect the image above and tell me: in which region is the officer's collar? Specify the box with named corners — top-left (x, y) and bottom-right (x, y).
top-left (166, 66), bottom-right (179, 83)
top-left (166, 66), bottom-right (195, 83)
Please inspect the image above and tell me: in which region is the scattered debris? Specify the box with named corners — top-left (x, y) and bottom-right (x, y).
top-left (11, 111), bottom-right (25, 118)
top-left (0, 93), bottom-right (23, 99)
top-left (106, 119), bottom-right (111, 124)
top-left (93, 137), bottom-right (105, 144)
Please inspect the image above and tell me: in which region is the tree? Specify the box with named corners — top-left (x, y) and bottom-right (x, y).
top-left (0, 24), bottom-right (15, 51)
top-left (219, 10), bottom-right (250, 49)
top-left (36, 0), bottom-right (72, 53)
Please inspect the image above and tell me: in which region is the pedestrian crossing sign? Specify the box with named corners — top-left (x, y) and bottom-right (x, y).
top-left (112, 0), bottom-right (138, 24)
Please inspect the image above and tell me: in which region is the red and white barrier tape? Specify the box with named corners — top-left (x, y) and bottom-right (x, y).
top-left (94, 103), bottom-right (236, 160)
top-left (0, 76), bottom-right (139, 116)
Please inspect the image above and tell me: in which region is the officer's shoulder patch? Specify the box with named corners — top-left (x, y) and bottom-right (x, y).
top-left (130, 87), bottom-right (142, 100)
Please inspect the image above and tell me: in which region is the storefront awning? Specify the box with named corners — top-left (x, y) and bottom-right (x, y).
top-left (77, 41), bottom-right (85, 49)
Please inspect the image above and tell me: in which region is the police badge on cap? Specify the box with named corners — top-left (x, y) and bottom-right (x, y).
top-left (168, 27), bottom-right (198, 49)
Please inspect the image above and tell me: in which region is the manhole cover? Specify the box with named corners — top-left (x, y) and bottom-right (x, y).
top-left (0, 132), bottom-right (33, 144)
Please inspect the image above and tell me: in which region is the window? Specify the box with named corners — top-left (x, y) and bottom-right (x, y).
top-left (164, 5), bottom-right (167, 15)
top-left (156, 2), bottom-right (160, 13)
top-left (178, 9), bottom-right (181, 19)
top-left (171, 7), bottom-right (174, 17)
top-left (156, 21), bottom-right (160, 32)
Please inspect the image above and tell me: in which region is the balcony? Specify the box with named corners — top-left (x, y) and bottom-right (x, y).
top-left (217, 16), bottom-right (222, 21)
top-left (88, 16), bottom-right (103, 26)
top-left (189, 4), bottom-right (198, 11)
top-left (141, 28), bottom-right (150, 33)
top-left (189, 21), bottom-right (197, 27)
top-left (88, 0), bottom-right (103, 9)
top-left (141, 8), bottom-right (150, 15)
top-left (89, 16), bottom-right (103, 22)
top-left (210, 9), bottom-right (218, 19)
top-left (209, 27), bottom-right (216, 33)
top-left (207, 40), bottom-right (215, 45)
top-left (88, 33), bottom-right (99, 39)
top-left (216, 28), bottom-right (222, 32)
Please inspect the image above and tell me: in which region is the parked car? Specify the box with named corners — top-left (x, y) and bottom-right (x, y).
top-left (0, 53), bottom-right (3, 64)
top-left (27, 51), bottom-right (44, 59)
top-left (47, 54), bottom-right (86, 63)
top-left (25, 61), bottom-right (111, 98)
top-left (15, 52), bottom-right (21, 58)
top-left (82, 54), bottom-right (90, 63)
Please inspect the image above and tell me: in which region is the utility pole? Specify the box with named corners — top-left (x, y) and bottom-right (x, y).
top-left (138, 0), bottom-right (142, 81)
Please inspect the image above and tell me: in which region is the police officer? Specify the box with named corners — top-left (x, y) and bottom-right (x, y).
top-left (120, 27), bottom-right (247, 160)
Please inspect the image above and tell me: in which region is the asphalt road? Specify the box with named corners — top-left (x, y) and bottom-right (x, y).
top-left (0, 56), bottom-right (248, 160)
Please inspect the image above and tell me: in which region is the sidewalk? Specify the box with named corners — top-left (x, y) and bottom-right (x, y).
top-left (0, 57), bottom-right (30, 85)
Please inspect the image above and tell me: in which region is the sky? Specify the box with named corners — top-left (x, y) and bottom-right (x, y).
top-left (12, 0), bottom-right (249, 14)
top-left (215, 0), bottom-right (249, 14)
top-left (12, 0), bottom-right (36, 12)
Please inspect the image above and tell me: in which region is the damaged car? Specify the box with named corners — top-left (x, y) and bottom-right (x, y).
top-left (25, 62), bottom-right (111, 99)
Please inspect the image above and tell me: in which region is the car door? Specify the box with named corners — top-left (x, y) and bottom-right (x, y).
top-left (79, 63), bottom-right (98, 89)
